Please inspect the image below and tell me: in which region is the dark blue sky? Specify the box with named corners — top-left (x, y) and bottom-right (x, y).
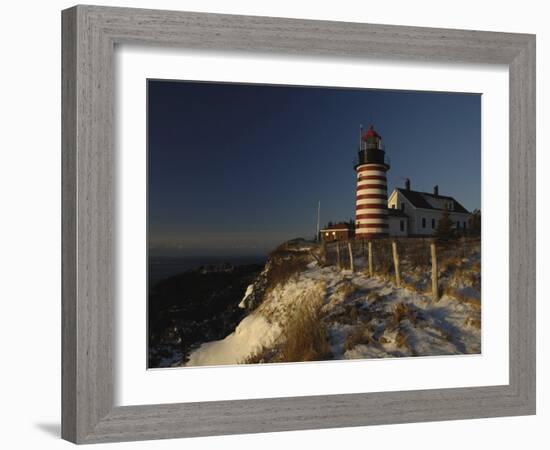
top-left (148, 80), bottom-right (480, 257)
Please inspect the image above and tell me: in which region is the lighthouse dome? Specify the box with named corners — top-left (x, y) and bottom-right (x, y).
top-left (362, 125), bottom-right (381, 140)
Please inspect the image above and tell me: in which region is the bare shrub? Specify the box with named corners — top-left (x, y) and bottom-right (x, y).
top-left (278, 291), bottom-right (332, 362)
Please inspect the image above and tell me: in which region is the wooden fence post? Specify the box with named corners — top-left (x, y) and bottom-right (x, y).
top-left (336, 242), bottom-right (341, 269)
top-left (368, 241), bottom-right (373, 277)
top-left (431, 241), bottom-right (439, 301)
top-left (392, 240), bottom-right (400, 287)
top-left (348, 241), bottom-right (354, 272)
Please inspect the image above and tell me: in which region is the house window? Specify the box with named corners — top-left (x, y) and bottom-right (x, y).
top-left (431, 218), bottom-right (435, 229)
top-left (422, 217), bottom-right (426, 228)
top-left (463, 221), bottom-right (467, 230)
top-left (400, 220), bottom-right (404, 232)
top-left (401, 203), bottom-right (405, 212)
top-left (392, 204), bottom-right (396, 209)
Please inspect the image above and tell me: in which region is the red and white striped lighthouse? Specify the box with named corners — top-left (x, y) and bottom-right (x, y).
top-left (355, 125), bottom-right (390, 238)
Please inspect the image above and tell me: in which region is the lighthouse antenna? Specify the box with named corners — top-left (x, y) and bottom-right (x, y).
top-left (359, 124), bottom-right (363, 150)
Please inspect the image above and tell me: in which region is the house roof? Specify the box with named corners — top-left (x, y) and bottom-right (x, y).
top-left (321, 222), bottom-right (352, 231)
top-left (396, 188), bottom-right (470, 214)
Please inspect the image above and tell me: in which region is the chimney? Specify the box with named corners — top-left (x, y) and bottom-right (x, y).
top-left (433, 185), bottom-right (439, 196)
top-left (405, 178), bottom-right (411, 191)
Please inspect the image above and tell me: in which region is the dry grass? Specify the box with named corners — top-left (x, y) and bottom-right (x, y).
top-left (390, 302), bottom-right (408, 326)
top-left (241, 345), bottom-right (277, 364)
top-left (335, 279), bottom-right (358, 298)
top-left (401, 240), bottom-right (431, 268)
top-left (465, 315), bottom-right (481, 329)
top-left (458, 271), bottom-right (479, 287)
top-left (349, 304), bottom-right (359, 323)
top-left (344, 324), bottom-right (373, 352)
top-left (357, 240), bottom-right (394, 277)
top-left (442, 286), bottom-right (481, 310)
top-left (350, 302), bottom-right (417, 356)
top-left (278, 291), bottom-right (332, 363)
top-left (394, 302), bottom-right (409, 321)
top-left (401, 279), bottom-right (421, 293)
top-left (395, 328), bottom-right (416, 355)
top-left (367, 292), bottom-right (384, 305)
top-left (395, 329), bottom-right (408, 348)
top-left (439, 257), bottom-right (461, 273)
top-left (389, 302), bottom-right (420, 328)
top-left (325, 302), bottom-right (371, 326)
top-left (265, 254), bottom-right (310, 293)
top-left (446, 266), bottom-right (479, 288)
top-left (388, 304), bottom-right (417, 354)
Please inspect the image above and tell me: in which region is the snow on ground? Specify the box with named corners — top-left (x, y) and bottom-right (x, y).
top-left (184, 248), bottom-right (481, 366)
top-left (186, 314), bottom-right (281, 366)
top-left (238, 283), bottom-right (255, 309)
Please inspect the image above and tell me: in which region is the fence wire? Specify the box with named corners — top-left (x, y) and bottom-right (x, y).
top-left (323, 237), bottom-right (480, 274)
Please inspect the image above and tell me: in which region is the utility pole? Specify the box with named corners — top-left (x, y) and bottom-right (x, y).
top-left (316, 200), bottom-right (321, 242)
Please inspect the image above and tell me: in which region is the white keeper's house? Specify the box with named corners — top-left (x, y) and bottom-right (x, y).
top-left (353, 125), bottom-right (472, 238)
top-left (386, 178), bottom-right (472, 237)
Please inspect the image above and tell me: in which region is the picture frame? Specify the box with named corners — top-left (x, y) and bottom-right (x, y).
top-left (61, 4), bottom-right (536, 444)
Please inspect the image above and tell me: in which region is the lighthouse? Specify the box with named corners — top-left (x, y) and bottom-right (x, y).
top-left (355, 125), bottom-right (390, 238)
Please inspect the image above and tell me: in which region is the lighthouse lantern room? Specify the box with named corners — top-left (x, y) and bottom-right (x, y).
top-left (355, 125), bottom-right (390, 238)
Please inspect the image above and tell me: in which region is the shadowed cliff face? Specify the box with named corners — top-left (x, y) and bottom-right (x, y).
top-left (148, 264), bottom-right (262, 368)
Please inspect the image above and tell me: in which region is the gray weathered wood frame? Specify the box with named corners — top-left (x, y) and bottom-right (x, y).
top-left (62, 5), bottom-right (536, 444)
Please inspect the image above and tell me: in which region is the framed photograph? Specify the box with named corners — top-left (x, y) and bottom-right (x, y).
top-left (62, 5), bottom-right (536, 444)
top-left (146, 81), bottom-right (483, 369)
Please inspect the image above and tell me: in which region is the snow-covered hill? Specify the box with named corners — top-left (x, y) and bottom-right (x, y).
top-left (183, 240), bottom-right (481, 367)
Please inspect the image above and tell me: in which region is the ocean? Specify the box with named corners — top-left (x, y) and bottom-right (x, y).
top-left (148, 255), bottom-right (266, 286)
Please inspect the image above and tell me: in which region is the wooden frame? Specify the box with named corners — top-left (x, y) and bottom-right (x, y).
top-left (62, 5), bottom-right (536, 444)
